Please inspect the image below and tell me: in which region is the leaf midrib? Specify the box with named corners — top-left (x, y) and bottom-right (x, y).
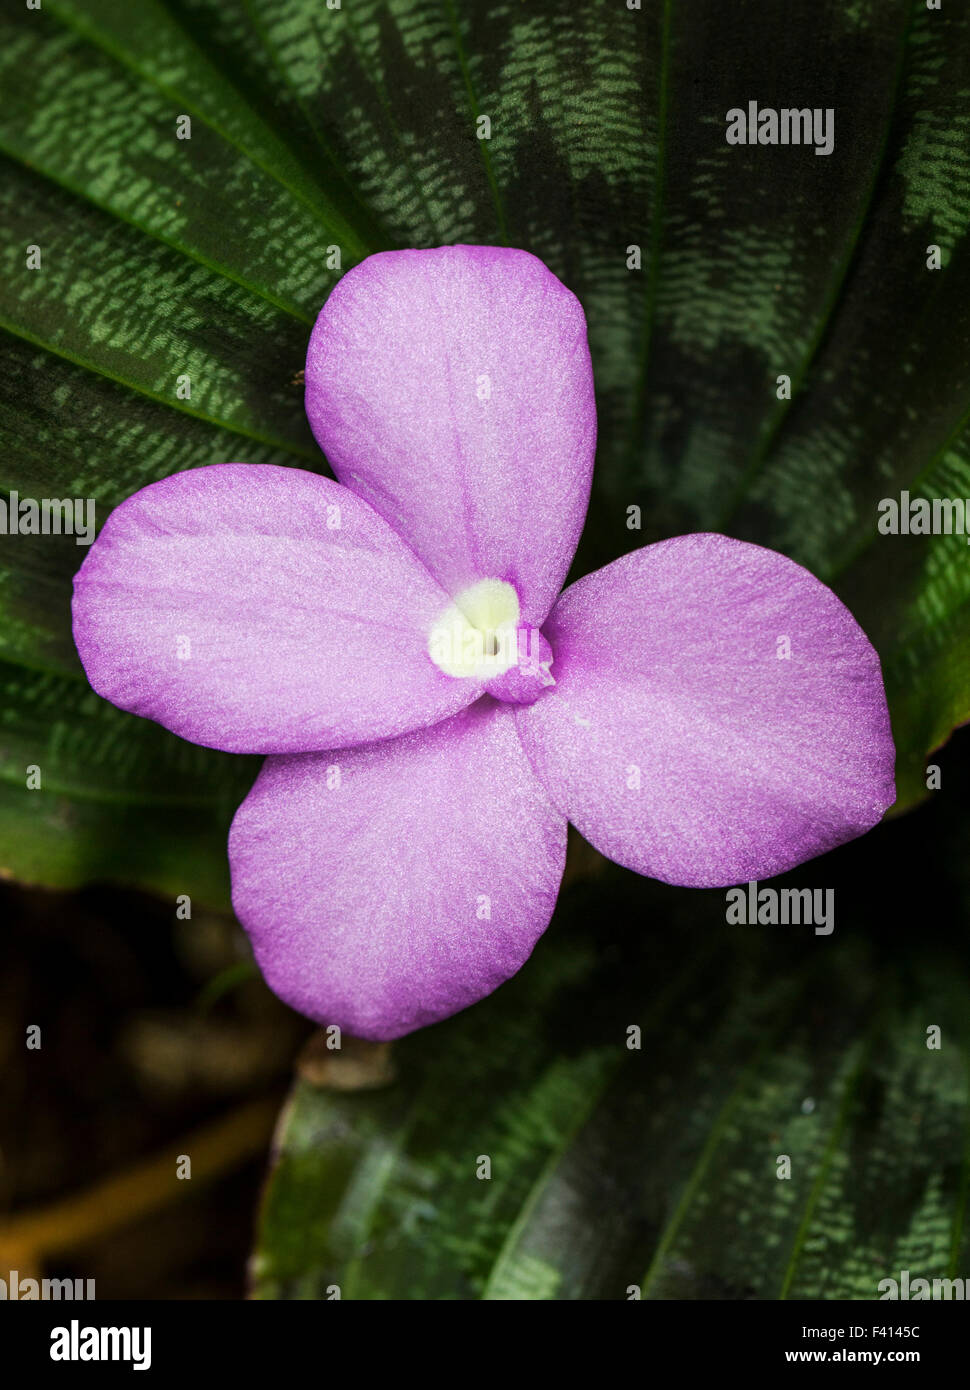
top-left (0, 315), bottom-right (319, 462)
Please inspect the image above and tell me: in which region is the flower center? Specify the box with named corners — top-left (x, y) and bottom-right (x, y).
top-left (427, 578), bottom-right (555, 706)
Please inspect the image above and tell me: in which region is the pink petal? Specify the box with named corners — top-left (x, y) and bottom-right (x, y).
top-left (73, 463), bottom-right (480, 754)
top-left (228, 700), bottom-right (567, 1040)
top-left (305, 245), bottom-right (596, 627)
top-left (516, 534), bottom-right (896, 888)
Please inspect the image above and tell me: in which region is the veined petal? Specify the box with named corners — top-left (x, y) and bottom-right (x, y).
top-left (305, 245), bottom-right (596, 627)
top-left (72, 463), bottom-right (480, 754)
top-left (516, 534), bottom-right (895, 888)
top-left (228, 700), bottom-right (567, 1040)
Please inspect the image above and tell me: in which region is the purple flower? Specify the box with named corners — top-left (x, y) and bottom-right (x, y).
top-left (72, 245), bottom-right (895, 1041)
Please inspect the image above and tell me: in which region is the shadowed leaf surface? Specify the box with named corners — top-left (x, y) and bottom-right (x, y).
top-left (253, 756), bottom-right (970, 1299)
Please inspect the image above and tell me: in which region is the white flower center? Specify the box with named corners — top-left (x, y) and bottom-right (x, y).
top-left (427, 578), bottom-right (521, 679)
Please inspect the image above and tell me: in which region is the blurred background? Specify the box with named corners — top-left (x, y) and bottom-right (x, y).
top-left (3, 728), bottom-right (970, 1298)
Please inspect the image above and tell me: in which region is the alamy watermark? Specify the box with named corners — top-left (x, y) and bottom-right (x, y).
top-left (50, 1319), bottom-right (151, 1371)
top-left (877, 491), bottom-right (970, 542)
top-left (0, 1268), bottom-right (95, 1300)
top-left (725, 880), bottom-right (834, 935)
top-left (725, 102), bottom-right (834, 156)
top-left (878, 1269), bottom-right (967, 1300)
top-left (0, 491), bottom-right (96, 545)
